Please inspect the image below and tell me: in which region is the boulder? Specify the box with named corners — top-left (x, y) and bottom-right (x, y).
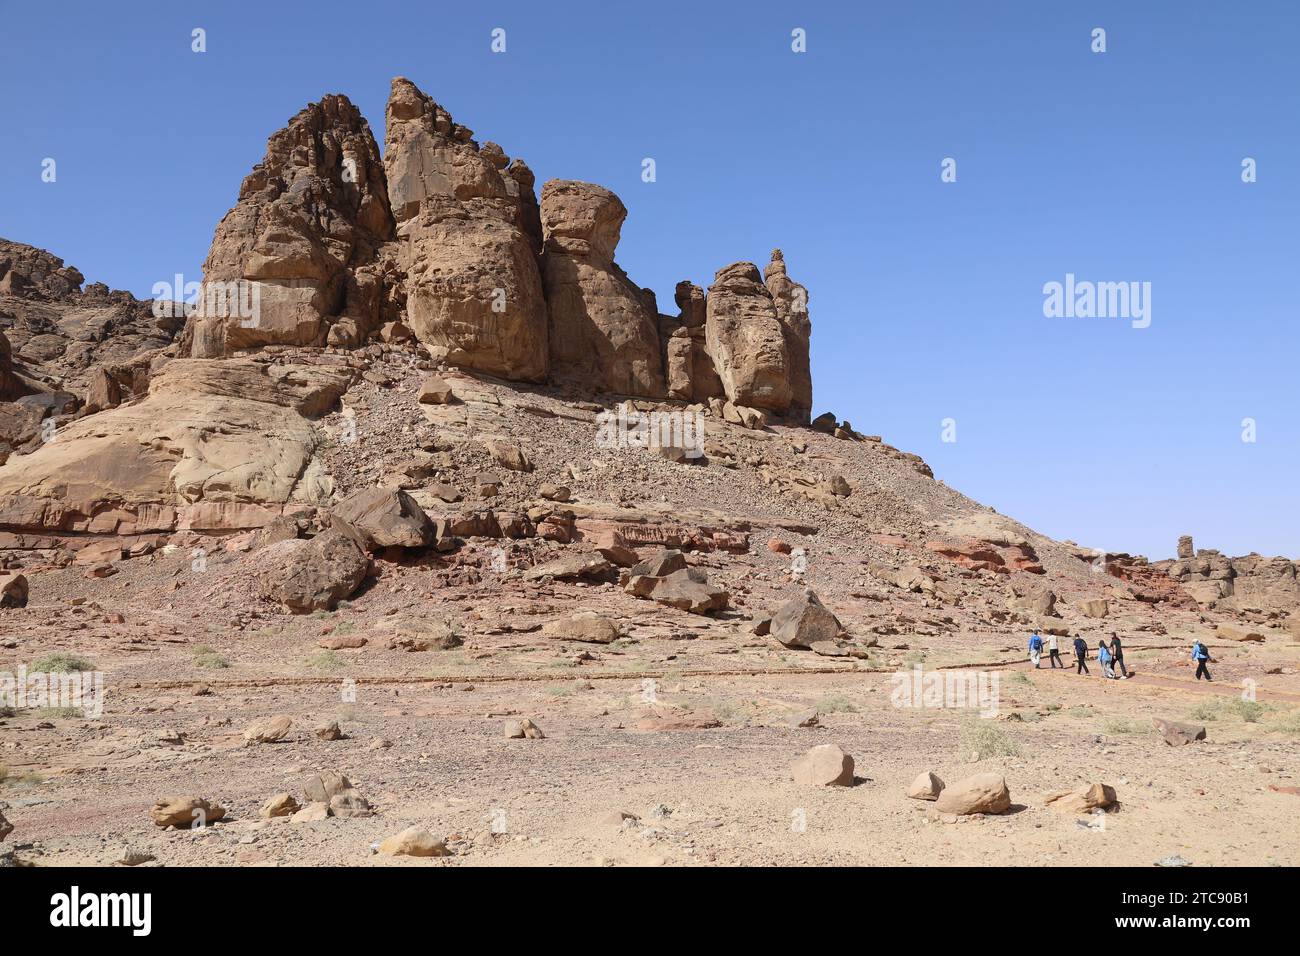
top-left (243, 715), bottom-right (293, 744)
top-left (150, 796), bottom-right (226, 829)
top-left (314, 720), bottom-right (344, 740)
top-left (0, 358), bottom-right (352, 535)
top-left (505, 718), bottom-right (545, 739)
top-left (791, 744), bottom-right (854, 787)
top-left (260, 793), bottom-right (301, 819)
top-left (1077, 599), bottom-right (1108, 618)
top-left (1153, 718), bottom-right (1206, 747)
top-left (906, 771), bottom-right (946, 801)
top-left (540, 180), bottom-right (664, 396)
top-left (1044, 783), bottom-right (1117, 813)
top-left (770, 589), bottom-right (842, 648)
top-left (542, 611), bottom-right (621, 644)
top-left (933, 773), bottom-right (1011, 815)
top-left (377, 825), bottom-right (450, 857)
top-left (332, 487), bottom-right (434, 549)
top-left (0, 808), bottom-right (12, 841)
top-left (290, 802), bottom-right (331, 823)
top-left (537, 483), bottom-right (570, 502)
top-left (259, 525), bottom-right (370, 613)
top-left (629, 549), bottom-right (687, 578)
top-left (649, 568), bottom-right (729, 615)
top-left (0, 571), bottom-right (28, 608)
top-left (416, 374), bottom-right (454, 404)
top-left (523, 552), bottom-right (611, 582)
top-left (483, 438), bottom-right (532, 473)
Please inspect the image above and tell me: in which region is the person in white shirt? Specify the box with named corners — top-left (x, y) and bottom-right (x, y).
top-left (1046, 632), bottom-right (1063, 668)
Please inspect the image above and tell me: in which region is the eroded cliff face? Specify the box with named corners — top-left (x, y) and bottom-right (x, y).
top-left (178, 78), bottom-right (812, 412)
top-left (383, 78), bottom-right (548, 382)
top-left (539, 180), bottom-right (664, 397)
top-left (186, 95), bottom-right (394, 358)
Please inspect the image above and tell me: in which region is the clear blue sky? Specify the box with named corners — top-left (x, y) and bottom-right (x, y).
top-left (2, 1), bottom-right (1296, 560)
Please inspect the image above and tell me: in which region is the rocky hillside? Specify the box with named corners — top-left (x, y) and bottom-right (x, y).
top-left (0, 76), bottom-right (1295, 647)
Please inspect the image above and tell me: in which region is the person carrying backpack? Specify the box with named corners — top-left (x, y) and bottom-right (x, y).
top-left (1191, 639), bottom-right (1212, 681)
top-left (1109, 632), bottom-right (1130, 678)
top-left (1028, 630), bottom-right (1044, 668)
top-left (1046, 631), bottom-right (1063, 668)
top-left (1098, 640), bottom-right (1116, 679)
top-left (1073, 636), bottom-right (1089, 675)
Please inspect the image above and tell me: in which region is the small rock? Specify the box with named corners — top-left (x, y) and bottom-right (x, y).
top-left (377, 825), bottom-right (450, 857)
top-left (906, 771), bottom-right (945, 801)
top-left (505, 718), bottom-right (545, 739)
top-left (791, 744), bottom-right (854, 787)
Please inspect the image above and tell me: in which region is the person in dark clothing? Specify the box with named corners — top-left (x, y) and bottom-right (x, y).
top-left (1192, 640), bottom-right (1212, 681)
top-left (1072, 636), bottom-right (1090, 674)
top-left (1109, 632), bottom-right (1130, 678)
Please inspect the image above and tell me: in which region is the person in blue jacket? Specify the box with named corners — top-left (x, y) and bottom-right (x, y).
top-left (1028, 630), bottom-right (1044, 668)
top-left (1097, 640), bottom-right (1116, 679)
top-left (1072, 636), bottom-right (1090, 675)
top-left (1191, 639), bottom-right (1212, 681)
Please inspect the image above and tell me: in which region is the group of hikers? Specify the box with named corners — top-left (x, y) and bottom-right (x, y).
top-left (1026, 630), bottom-right (1214, 682)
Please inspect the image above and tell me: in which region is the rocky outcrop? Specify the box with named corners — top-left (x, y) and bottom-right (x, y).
top-left (1163, 543), bottom-right (1300, 611)
top-left (0, 358), bottom-right (352, 533)
top-left (540, 180), bottom-right (664, 396)
top-left (0, 330), bottom-right (21, 402)
top-left (385, 78), bottom-right (547, 381)
top-left (705, 261), bottom-right (791, 413)
top-left (186, 95), bottom-right (394, 357)
top-left (763, 249), bottom-right (812, 422)
top-left (0, 239), bottom-right (177, 420)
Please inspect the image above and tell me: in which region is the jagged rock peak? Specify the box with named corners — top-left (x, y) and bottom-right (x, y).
top-left (187, 91), bottom-right (394, 357)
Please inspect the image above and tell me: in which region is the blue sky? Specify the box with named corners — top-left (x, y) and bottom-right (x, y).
top-left (2, 1), bottom-right (1296, 560)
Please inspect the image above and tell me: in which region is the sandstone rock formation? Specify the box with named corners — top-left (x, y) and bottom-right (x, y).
top-left (705, 261), bottom-right (792, 413)
top-left (385, 78), bottom-right (547, 381)
top-left (763, 249), bottom-right (812, 422)
top-left (186, 95), bottom-right (394, 357)
top-left (540, 180), bottom-right (664, 396)
top-left (0, 358), bottom-right (352, 533)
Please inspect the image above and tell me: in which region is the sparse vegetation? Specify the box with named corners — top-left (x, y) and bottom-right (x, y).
top-left (816, 695), bottom-right (857, 714)
top-left (1191, 696), bottom-right (1269, 723)
top-left (1104, 717), bottom-right (1153, 735)
top-left (306, 651), bottom-right (343, 672)
top-left (962, 719), bottom-right (1021, 759)
top-left (30, 654), bottom-right (95, 673)
top-left (711, 699), bottom-right (745, 723)
top-left (194, 646), bottom-right (231, 669)
top-left (1268, 709), bottom-right (1300, 735)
